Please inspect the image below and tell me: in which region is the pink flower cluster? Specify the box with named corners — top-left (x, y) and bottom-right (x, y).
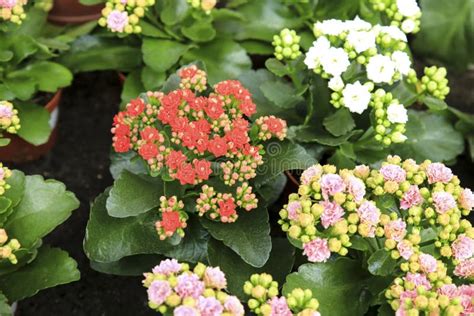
top-left (144, 260), bottom-right (244, 316)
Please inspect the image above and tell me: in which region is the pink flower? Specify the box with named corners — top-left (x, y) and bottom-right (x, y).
top-left (152, 259), bottom-right (182, 276)
top-left (204, 267), bottom-right (227, 290)
top-left (147, 280), bottom-right (172, 305)
top-left (0, 103), bottom-right (13, 118)
top-left (432, 191), bottom-right (457, 214)
top-left (404, 273), bottom-right (431, 290)
top-left (437, 284), bottom-right (459, 298)
top-left (320, 201), bottom-right (345, 228)
top-left (268, 296), bottom-right (292, 316)
top-left (452, 235), bottom-right (474, 261)
top-left (223, 296), bottom-right (245, 316)
top-left (197, 296), bottom-right (224, 316)
top-left (380, 164), bottom-right (406, 183)
top-left (107, 10), bottom-right (129, 32)
top-left (419, 253), bottom-right (437, 273)
top-left (459, 285), bottom-right (474, 315)
top-left (459, 188), bottom-right (474, 211)
top-left (384, 219), bottom-right (407, 242)
top-left (454, 258), bottom-right (474, 279)
top-left (303, 238), bottom-right (331, 263)
top-left (400, 185), bottom-right (423, 210)
top-left (301, 165), bottom-right (322, 185)
top-left (0, 0), bottom-right (16, 9)
top-left (174, 306), bottom-right (199, 316)
top-left (346, 176), bottom-right (366, 203)
top-left (397, 240), bottom-right (414, 260)
top-left (175, 273), bottom-right (205, 299)
top-left (426, 163), bottom-right (453, 184)
top-left (287, 201), bottom-right (302, 220)
top-left (320, 174), bottom-right (346, 199)
top-left (357, 201), bottom-right (380, 225)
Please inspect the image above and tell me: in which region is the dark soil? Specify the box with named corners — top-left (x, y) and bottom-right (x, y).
top-left (10, 67), bottom-right (474, 316)
top-left (13, 72), bottom-right (154, 316)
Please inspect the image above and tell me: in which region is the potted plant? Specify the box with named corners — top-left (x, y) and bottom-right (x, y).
top-left (0, 163), bottom-right (80, 314)
top-left (0, 5), bottom-right (95, 162)
top-left (48, 0), bottom-right (103, 25)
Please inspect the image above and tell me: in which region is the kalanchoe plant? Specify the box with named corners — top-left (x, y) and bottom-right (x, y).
top-left (0, 163), bottom-right (80, 314)
top-left (279, 155), bottom-right (474, 315)
top-left (0, 101), bottom-right (20, 146)
top-left (143, 259), bottom-right (245, 315)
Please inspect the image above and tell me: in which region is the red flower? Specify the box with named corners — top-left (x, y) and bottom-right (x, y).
top-left (196, 137), bottom-right (208, 153)
top-left (127, 98), bottom-right (145, 116)
top-left (181, 89), bottom-right (196, 104)
top-left (161, 211), bottom-right (182, 233)
top-left (166, 150), bottom-right (187, 170)
top-left (205, 97), bottom-right (224, 119)
top-left (170, 117), bottom-right (189, 133)
top-left (157, 107), bottom-right (177, 125)
top-left (140, 126), bottom-right (160, 142)
top-left (233, 118), bottom-right (249, 131)
top-left (239, 100), bottom-right (256, 117)
top-left (113, 136), bottom-right (131, 153)
top-left (114, 123), bottom-right (130, 137)
top-left (218, 198), bottom-right (236, 217)
top-left (138, 143), bottom-right (158, 160)
top-left (193, 159), bottom-right (212, 180)
top-left (179, 66), bottom-right (198, 79)
top-left (176, 163), bottom-right (196, 185)
top-left (181, 126), bottom-right (199, 148)
top-left (161, 91), bottom-right (182, 109)
top-left (226, 128), bottom-right (249, 149)
top-left (194, 119), bottom-right (211, 135)
top-left (191, 96), bottom-right (207, 111)
top-left (266, 117), bottom-right (284, 133)
top-left (208, 136), bottom-right (228, 157)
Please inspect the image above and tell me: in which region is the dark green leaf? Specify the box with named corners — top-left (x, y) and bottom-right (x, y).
top-left (283, 258), bottom-right (371, 316)
top-left (181, 19), bottom-right (216, 42)
top-left (141, 66), bottom-right (166, 91)
top-left (208, 238), bottom-right (294, 299)
top-left (109, 151), bottom-right (148, 180)
top-left (422, 95), bottom-right (448, 111)
top-left (240, 40), bottom-right (273, 55)
top-left (323, 108), bottom-right (356, 137)
top-left (15, 102), bottom-right (51, 146)
top-left (256, 173), bottom-right (287, 206)
top-left (265, 58), bottom-right (289, 77)
top-left (292, 126), bottom-right (362, 146)
top-left (120, 70), bottom-right (145, 107)
top-left (0, 246), bottom-right (80, 302)
top-left (8, 61), bottom-right (72, 93)
top-left (160, 0), bottom-right (189, 26)
top-left (200, 206), bottom-right (271, 268)
top-left (260, 81), bottom-right (304, 109)
top-left (142, 38), bottom-right (189, 73)
top-left (4, 170), bottom-right (25, 210)
top-left (90, 254), bottom-right (165, 276)
top-left (367, 250), bottom-right (398, 276)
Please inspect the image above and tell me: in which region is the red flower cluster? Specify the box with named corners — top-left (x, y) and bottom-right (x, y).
top-left (155, 196), bottom-right (187, 240)
top-left (111, 67), bottom-right (287, 236)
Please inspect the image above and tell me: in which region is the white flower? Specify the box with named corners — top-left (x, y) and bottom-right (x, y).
top-left (328, 76), bottom-right (344, 91)
top-left (314, 19), bottom-right (346, 36)
top-left (345, 16), bottom-right (372, 31)
top-left (387, 103), bottom-right (408, 124)
top-left (366, 55), bottom-right (396, 84)
top-left (401, 19), bottom-right (416, 33)
top-left (320, 47), bottom-right (350, 77)
top-left (391, 51), bottom-right (412, 76)
top-left (396, 0), bottom-right (421, 17)
top-left (304, 37), bottom-right (331, 70)
top-left (347, 30), bottom-right (376, 53)
top-left (342, 81), bottom-right (371, 114)
top-left (379, 26), bottom-right (407, 42)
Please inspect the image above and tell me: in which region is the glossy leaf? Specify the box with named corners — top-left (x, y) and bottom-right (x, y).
top-left (15, 102), bottom-right (51, 146)
top-left (323, 108), bottom-right (356, 137)
top-left (90, 254), bottom-right (165, 276)
top-left (367, 250), bottom-right (398, 276)
top-left (142, 39), bottom-right (190, 73)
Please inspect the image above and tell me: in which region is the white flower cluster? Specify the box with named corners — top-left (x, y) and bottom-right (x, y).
top-left (304, 18), bottom-right (411, 145)
top-left (369, 0), bottom-right (421, 34)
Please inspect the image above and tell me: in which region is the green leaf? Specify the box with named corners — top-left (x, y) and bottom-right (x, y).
top-left (200, 206), bottom-right (271, 268)
top-left (0, 246), bottom-right (80, 302)
top-left (58, 35), bottom-right (142, 72)
top-left (257, 173), bottom-right (287, 207)
top-left (15, 102), bottom-right (51, 146)
top-left (3, 78), bottom-right (36, 101)
top-left (0, 292), bottom-right (12, 316)
top-left (283, 258), bottom-right (371, 316)
top-left (389, 80), bottom-right (419, 107)
top-left (181, 19), bottom-right (216, 42)
top-left (208, 238), bottom-right (295, 299)
top-left (84, 191), bottom-right (173, 263)
top-left (90, 254), bottom-right (165, 276)
top-left (291, 126), bottom-right (362, 146)
top-left (255, 140), bottom-right (317, 187)
top-left (422, 95), bottom-right (448, 111)
top-left (120, 70), bottom-right (145, 107)
top-left (8, 61), bottom-right (72, 93)
top-left (367, 250), bottom-right (398, 276)
top-left (260, 81), bottom-right (304, 109)
top-left (392, 110), bottom-right (464, 162)
top-left (109, 151), bottom-right (148, 180)
top-left (141, 67), bottom-right (166, 91)
top-left (4, 170), bottom-right (25, 210)
top-left (142, 38), bottom-right (190, 73)
top-left (160, 0), bottom-right (189, 26)
top-left (413, 0), bottom-right (474, 70)
top-left (240, 40), bottom-right (273, 55)
top-left (4, 176), bottom-right (79, 249)
top-left (139, 20), bottom-right (170, 38)
top-left (323, 108), bottom-right (356, 137)
top-left (107, 170), bottom-right (163, 218)
top-left (265, 58), bottom-right (289, 77)
top-left (182, 40), bottom-right (251, 85)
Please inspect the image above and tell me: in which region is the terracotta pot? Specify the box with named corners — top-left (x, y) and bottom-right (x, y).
top-left (0, 90), bottom-right (62, 163)
top-left (48, 0), bottom-right (103, 25)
